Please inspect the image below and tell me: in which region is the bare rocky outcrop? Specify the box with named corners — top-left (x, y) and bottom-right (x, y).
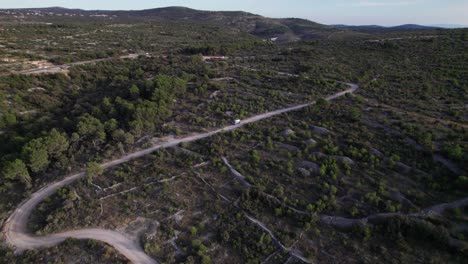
top-left (369, 147), bottom-right (384, 158)
top-left (27, 87), bottom-right (46, 92)
top-left (300, 160), bottom-right (320, 174)
top-left (394, 162), bottom-right (412, 174)
top-left (306, 138), bottom-right (317, 146)
top-left (276, 142), bottom-right (301, 153)
top-left (280, 129), bottom-right (295, 137)
top-left (310, 125), bottom-right (330, 136)
top-left (209, 90), bottom-right (220, 99)
top-left (333, 156), bottom-right (355, 166)
top-left (309, 152), bottom-right (327, 158)
top-left (298, 168), bottom-right (311, 177)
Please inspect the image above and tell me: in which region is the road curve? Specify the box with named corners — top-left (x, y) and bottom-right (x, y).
top-left (3, 82), bottom-right (359, 264)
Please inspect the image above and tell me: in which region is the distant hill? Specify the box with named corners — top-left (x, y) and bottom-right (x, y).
top-left (430, 24), bottom-right (467, 29)
top-left (392, 24), bottom-right (440, 30)
top-left (333, 24), bottom-right (441, 33)
top-left (139, 7), bottom-right (342, 41)
top-left (0, 6), bottom-right (339, 42)
top-left (1, 6), bottom-right (456, 41)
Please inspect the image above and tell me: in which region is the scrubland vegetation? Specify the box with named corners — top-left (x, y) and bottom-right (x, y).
top-left (0, 6), bottom-right (466, 264)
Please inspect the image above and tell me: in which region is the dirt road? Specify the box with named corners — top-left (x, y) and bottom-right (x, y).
top-left (3, 82), bottom-right (359, 264)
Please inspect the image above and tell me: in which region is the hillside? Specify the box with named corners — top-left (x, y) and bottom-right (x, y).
top-left (0, 6), bottom-right (339, 41)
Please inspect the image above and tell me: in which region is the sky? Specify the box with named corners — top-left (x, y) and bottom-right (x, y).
top-left (1, 0), bottom-right (467, 26)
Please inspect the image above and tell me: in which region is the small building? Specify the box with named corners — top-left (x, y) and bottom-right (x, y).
top-left (202, 56), bottom-right (227, 61)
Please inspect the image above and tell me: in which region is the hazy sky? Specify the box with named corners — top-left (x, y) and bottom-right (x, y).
top-left (1, 0), bottom-right (467, 26)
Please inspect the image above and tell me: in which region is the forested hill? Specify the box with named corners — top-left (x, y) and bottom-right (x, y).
top-left (0, 6), bottom-right (338, 41)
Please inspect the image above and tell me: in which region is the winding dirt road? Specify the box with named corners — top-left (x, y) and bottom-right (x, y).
top-left (3, 82), bottom-right (359, 264)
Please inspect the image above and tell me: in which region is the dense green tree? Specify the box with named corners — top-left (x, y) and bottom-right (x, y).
top-left (0, 111), bottom-right (17, 128)
top-left (85, 162), bottom-right (104, 182)
top-left (133, 100), bottom-right (172, 133)
top-left (155, 74), bottom-right (172, 91)
top-left (2, 159), bottom-right (32, 188)
top-left (134, 68), bottom-right (145, 78)
top-left (421, 132), bottom-right (434, 151)
top-left (112, 129), bottom-right (135, 145)
top-left (115, 97), bottom-right (135, 120)
top-left (77, 114), bottom-right (106, 143)
top-left (101, 97), bottom-right (116, 115)
top-left (129, 84), bottom-right (140, 99)
top-left (173, 77), bottom-right (187, 94)
top-left (104, 119), bottom-right (119, 133)
top-left (44, 129), bottom-right (69, 159)
top-left (349, 107), bottom-right (361, 122)
top-left (251, 150), bottom-right (261, 163)
top-left (443, 144), bottom-right (464, 161)
top-left (201, 255), bottom-right (211, 264)
top-left (22, 138), bottom-right (49, 173)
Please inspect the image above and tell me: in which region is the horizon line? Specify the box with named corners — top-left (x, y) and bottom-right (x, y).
top-left (0, 5), bottom-right (466, 28)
